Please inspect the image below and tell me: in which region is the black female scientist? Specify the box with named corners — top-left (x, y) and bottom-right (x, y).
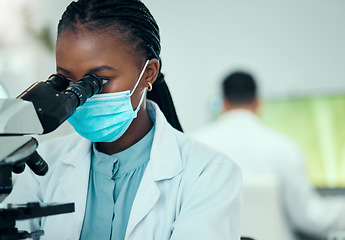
top-left (4, 0), bottom-right (242, 239)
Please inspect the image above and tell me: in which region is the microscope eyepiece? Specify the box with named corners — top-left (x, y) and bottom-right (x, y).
top-left (15, 73), bottom-right (104, 134)
top-left (45, 74), bottom-right (70, 92)
top-left (64, 74), bottom-right (103, 107)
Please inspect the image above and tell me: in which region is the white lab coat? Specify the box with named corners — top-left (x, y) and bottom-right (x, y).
top-left (192, 109), bottom-right (345, 239)
top-left (3, 101), bottom-right (242, 240)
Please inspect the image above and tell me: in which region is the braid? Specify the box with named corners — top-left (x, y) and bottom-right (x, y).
top-left (58, 0), bottom-right (183, 132)
top-left (147, 73), bottom-right (183, 132)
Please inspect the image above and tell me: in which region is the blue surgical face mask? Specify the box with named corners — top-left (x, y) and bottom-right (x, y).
top-left (67, 60), bottom-right (149, 142)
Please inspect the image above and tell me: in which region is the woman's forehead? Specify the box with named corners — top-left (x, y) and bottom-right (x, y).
top-left (55, 29), bottom-right (141, 73)
top-left (57, 30), bottom-right (135, 60)
top-left (57, 29), bottom-right (121, 48)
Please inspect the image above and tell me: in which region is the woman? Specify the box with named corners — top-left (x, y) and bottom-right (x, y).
top-left (5, 0), bottom-right (242, 239)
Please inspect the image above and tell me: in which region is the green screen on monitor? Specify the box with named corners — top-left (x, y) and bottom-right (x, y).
top-left (260, 94), bottom-right (345, 188)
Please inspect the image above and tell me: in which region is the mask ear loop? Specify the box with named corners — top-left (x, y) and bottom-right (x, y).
top-left (130, 60), bottom-right (150, 113)
top-left (134, 87), bottom-right (147, 113)
top-left (129, 60), bottom-right (150, 97)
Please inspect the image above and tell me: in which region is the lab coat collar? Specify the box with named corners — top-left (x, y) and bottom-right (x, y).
top-left (219, 109), bottom-right (261, 126)
top-left (220, 108), bottom-right (260, 121)
top-left (50, 135), bottom-right (92, 239)
top-left (126, 100), bottom-right (183, 239)
top-left (60, 134), bottom-right (91, 166)
top-left (146, 100), bottom-right (183, 181)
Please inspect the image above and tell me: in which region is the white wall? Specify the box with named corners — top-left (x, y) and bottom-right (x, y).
top-left (1, 0), bottom-right (345, 135)
top-left (144, 0), bottom-right (345, 132)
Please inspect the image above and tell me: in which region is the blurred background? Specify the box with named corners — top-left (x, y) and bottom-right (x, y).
top-left (0, 0), bottom-right (344, 188)
top-left (1, 0), bottom-right (345, 239)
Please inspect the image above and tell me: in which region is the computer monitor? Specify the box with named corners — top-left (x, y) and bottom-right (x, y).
top-left (261, 94), bottom-right (345, 188)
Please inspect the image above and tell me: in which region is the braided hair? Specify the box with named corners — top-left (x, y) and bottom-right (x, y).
top-left (57, 0), bottom-right (183, 132)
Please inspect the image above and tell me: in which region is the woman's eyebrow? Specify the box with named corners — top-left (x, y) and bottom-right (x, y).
top-left (87, 66), bottom-right (117, 73)
top-left (56, 66), bottom-right (117, 75)
top-left (56, 66), bottom-right (71, 74)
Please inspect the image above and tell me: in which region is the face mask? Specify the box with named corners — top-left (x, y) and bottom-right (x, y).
top-left (67, 60), bottom-right (149, 142)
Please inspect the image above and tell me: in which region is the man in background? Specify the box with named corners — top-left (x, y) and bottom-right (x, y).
top-left (192, 71), bottom-right (345, 240)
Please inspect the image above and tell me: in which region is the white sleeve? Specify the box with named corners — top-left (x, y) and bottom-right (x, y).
top-left (280, 145), bottom-right (345, 239)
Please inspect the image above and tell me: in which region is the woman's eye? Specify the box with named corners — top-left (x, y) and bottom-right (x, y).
top-left (100, 77), bottom-right (110, 85)
top-left (65, 78), bottom-right (76, 87)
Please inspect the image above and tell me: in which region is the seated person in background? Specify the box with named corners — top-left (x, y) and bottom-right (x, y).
top-left (192, 71), bottom-right (345, 240)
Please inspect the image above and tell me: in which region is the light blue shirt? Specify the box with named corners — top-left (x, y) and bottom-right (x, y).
top-left (80, 125), bottom-right (155, 240)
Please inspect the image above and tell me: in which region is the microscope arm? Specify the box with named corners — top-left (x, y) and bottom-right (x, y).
top-left (0, 99), bottom-right (43, 166)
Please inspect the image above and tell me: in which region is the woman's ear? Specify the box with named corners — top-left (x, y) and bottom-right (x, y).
top-left (145, 59), bottom-right (159, 86)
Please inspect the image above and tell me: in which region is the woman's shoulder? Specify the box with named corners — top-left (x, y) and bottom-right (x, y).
top-left (176, 130), bottom-right (240, 175)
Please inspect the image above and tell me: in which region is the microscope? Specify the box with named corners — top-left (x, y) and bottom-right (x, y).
top-left (0, 73), bottom-right (105, 239)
